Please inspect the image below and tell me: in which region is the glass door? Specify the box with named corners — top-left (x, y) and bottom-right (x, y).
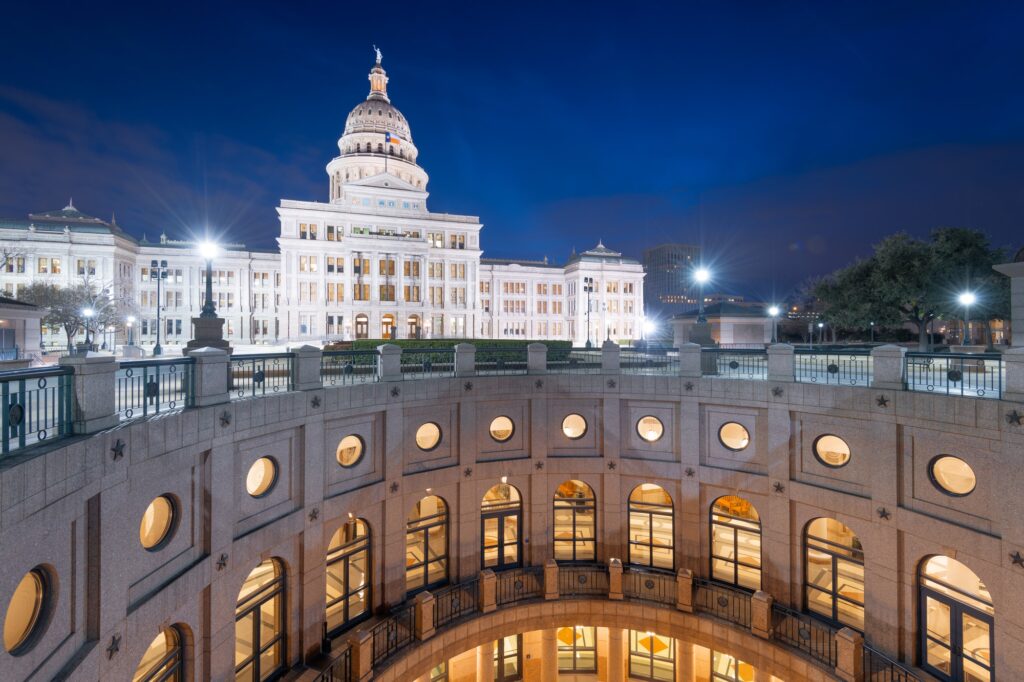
top-left (481, 508), bottom-right (521, 570)
top-left (921, 588), bottom-right (994, 682)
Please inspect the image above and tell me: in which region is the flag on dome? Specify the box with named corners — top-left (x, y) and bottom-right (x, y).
top-left (385, 132), bottom-right (401, 145)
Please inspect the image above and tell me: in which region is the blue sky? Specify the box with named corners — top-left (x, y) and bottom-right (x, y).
top-left (2, 1), bottom-right (1022, 299)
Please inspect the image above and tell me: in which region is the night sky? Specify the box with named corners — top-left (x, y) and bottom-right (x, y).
top-left (2, 2), bottom-right (1023, 300)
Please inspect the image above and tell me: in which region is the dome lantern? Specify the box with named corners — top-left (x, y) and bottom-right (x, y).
top-left (368, 46), bottom-right (389, 102)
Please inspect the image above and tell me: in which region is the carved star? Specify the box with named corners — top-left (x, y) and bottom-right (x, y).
top-left (534, 461), bottom-right (545, 470)
top-left (1006, 410), bottom-right (1023, 426)
top-left (308, 507), bottom-right (320, 521)
top-left (685, 467), bottom-right (695, 477)
top-left (535, 379), bottom-right (544, 389)
top-left (390, 386), bottom-right (400, 398)
top-left (219, 411), bottom-right (231, 426)
top-left (110, 438), bottom-right (125, 461)
top-left (106, 634), bottom-right (121, 659)
top-left (216, 553), bottom-right (228, 571)
top-left (607, 379), bottom-right (616, 389)
top-left (684, 382), bottom-right (694, 391)
top-left (607, 461), bottom-right (617, 471)
top-left (771, 386), bottom-right (784, 397)
top-left (773, 481), bottom-right (785, 494)
top-left (311, 395), bottom-right (321, 408)
top-left (876, 395), bottom-right (889, 408)
top-left (463, 381), bottom-right (473, 392)
top-left (390, 481), bottom-right (400, 493)
top-left (877, 507), bottom-right (891, 520)
top-left (1010, 551), bottom-right (1024, 568)
top-left (463, 467), bottom-right (473, 478)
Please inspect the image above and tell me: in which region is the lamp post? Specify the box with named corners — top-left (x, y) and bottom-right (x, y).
top-left (150, 259), bottom-right (170, 355)
top-left (583, 276), bottom-right (595, 348)
top-left (82, 307), bottom-right (95, 349)
top-left (126, 315), bottom-right (136, 345)
top-left (199, 241), bottom-right (220, 319)
top-left (957, 291), bottom-right (976, 345)
top-left (767, 305), bottom-right (780, 344)
top-left (693, 267), bottom-right (710, 323)
top-left (817, 321), bottom-right (825, 347)
top-left (870, 321), bottom-right (875, 343)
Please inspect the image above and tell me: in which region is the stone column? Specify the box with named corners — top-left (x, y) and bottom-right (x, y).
top-left (187, 347), bottom-right (230, 406)
top-left (870, 344), bottom-right (907, 390)
top-left (677, 343), bottom-right (701, 377)
top-left (414, 590), bottom-right (435, 641)
top-left (454, 342), bottom-right (476, 377)
top-left (676, 640), bottom-right (695, 682)
top-left (834, 627), bottom-right (864, 682)
top-left (544, 559), bottom-right (559, 600)
top-left (377, 343), bottom-right (402, 381)
top-left (750, 590), bottom-right (773, 639)
top-left (59, 353), bottom-right (119, 433)
top-left (608, 558), bottom-right (623, 600)
top-left (607, 627), bottom-right (624, 682)
top-left (348, 630), bottom-right (373, 682)
top-left (289, 344), bottom-right (323, 391)
top-left (479, 569), bottom-right (497, 613)
top-left (528, 342), bottom-right (548, 374)
top-left (767, 343), bottom-right (795, 382)
top-left (1002, 347), bottom-right (1024, 402)
top-left (675, 568), bottom-right (693, 612)
top-left (477, 642), bottom-right (495, 681)
top-left (542, 629), bottom-right (558, 682)
top-left (601, 339), bottom-right (620, 373)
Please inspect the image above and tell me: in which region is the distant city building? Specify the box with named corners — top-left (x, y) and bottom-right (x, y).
top-left (642, 243), bottom-right (700, 313)
top-left (672, 301), bottom-right (771, 346)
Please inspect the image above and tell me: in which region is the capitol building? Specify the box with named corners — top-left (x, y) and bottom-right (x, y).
top-left (0, 54), bottom-right (644, 350)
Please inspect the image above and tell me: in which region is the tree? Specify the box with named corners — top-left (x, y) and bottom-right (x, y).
top-left (17, 278), bottom-right (123, 351)
top-left (0, 246), bottom-right (24, 274)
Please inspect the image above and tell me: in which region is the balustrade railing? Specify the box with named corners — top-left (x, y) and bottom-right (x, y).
top-left (474, 347), bottom-right (529, 375)
top-left (795, 349), bottom-right (871, 386)
top-left (316, 645), bottom-right (351, 682)
top-left (621, 349), bottom-right (679, 375)
top-left (622, 567), bottom-right (676, 605)
top-left (546, 347), bottom-right (602, 374)
top-left (770, 603), bottom-right (837, 668)
top-left (904, 352), bottom-right (1002, 399)
top-left (400, 348), bottom-right (455, 379)
top-left (701, 348), bottom-right (768, 380)
top-left (230, 353), bottom-right (293, 398)
top-left (321, 350), bottom-right (379, 386)
top-left (864, 643), bottom-right (922, 681)
top-left (495, 566), bottom-right (544, 605)
top-left (369, 603), bottom-right (415, 668)
top-left (692, 578), bottom-right (752, 628)
top-left (1, 366), bottom-right (72, 455)
top-left (558, 564), bottom-right (609, 597)
top-left (433, 578), bottom-right (479, 628)
top-left (116, 358), bottom-right (194, 419)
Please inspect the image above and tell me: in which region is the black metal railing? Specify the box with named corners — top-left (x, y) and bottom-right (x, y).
top-left (701, 348), bottom-right (768, 380)
top-left (864, 643), bottom-right (922, 681)
top-left (321, 350), bottom-right (379, 386)
top-left (622, 568), bottom-right (676, 606)
top-left (230, 353), bottom-right (293, 398)
top-left (495, 566), bottom-right (544, 605)
top-left (795, 349), bottom-right (871, 386)
top-left (316, 645), bottom-right (352, 682)
top-left (621, 349), bottom-right (679, 375)
top-left (771, 603), bottom-right (837, 668)
top-left (546, 347), bottom-right (602, 374)
top-left (1, 366), bottom-right (73, 455)
top-left (474, 347), bottom-right (529, 375)
top-left (433, 578), bottom-right (479, 628)
top-left (692, 578), bottom-right (752, 628)
top-left (904, 352), bottom-right (1002, 399)
top-left (116, 358), bottom-right (194, 420)
top-left (558, 564), bottom-right (609, 597)
top-left (370, 603), bottom-right (415, 668)
top-left (400, 348), bottom-right (456, 379)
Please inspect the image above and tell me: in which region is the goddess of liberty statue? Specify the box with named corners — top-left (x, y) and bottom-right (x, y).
top-left (374, 45), bottom-right (382, 64)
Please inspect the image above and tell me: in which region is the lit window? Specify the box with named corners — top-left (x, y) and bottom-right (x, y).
top-left (132, 627), bottom-right (183, 682)
top-left (711, 496), bottom-right (761, 590)
top-left (235, 559), bottom-right (285, 681)
top-left (804, 518), bottom-right (864, 630)
top-left (336, 435), bottom-right (365, 467)
top-left (493, 634), bottom-right (522, 682)
top-left (637, 416), bottom-right (664, 442)
top-left (415, 423), bottom-right (442, 451)
top-left (929, 456), bottom-right (976, 496)
top-left (489, 416), bottom-right (514, 442)
top-left (406, 496), bottom-right (448, 594)
top-left (711, 650), bottom-right (754, 682)
top-left (326, 520), bottom-right (371, 635)
top-left (481, 484), bottom-right (522, 570)
top-left (561, 414), bottom-right (587, 440)
top-left (557, 626), bottom-right (596, 673)
top-left (718, 422), bottom-right (750, 451)
top-left (139, 495), bottom-right (177, 551)
top-left (628, 484), bottom-right (674, 569)
top-left (553, 480), bottom-right (596, 562)
top-left (629, 630), bottom-right (675, 681)
top-left (813, 434), bottom-right (851, 468)
top-left (245, 457), bottom-right (277, 497)
top-left (3, 568), bottom-right (50, 654)
top-left (919, 556), bottom-right (993, 682)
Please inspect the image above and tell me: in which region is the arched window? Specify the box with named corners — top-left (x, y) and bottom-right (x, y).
top-left (235, 559), bottom-right (285, 681)
top-left (919, 556), bottom-right (993, 682)
top-left (804, 518), bottom-right (864, 629)
top-left (710, 496), bottom-right (762, 590)
top-left (481, 484), bottom-right (522, 570)
top-left (406, 496), bottom-right (448, 594)
top-left (132, 626), bottom-right (184, 682)
top-left (326, 519), bottom-right (371, 636)
top-left (628, 484), bottom-right (674, 570)
top-left (355, 314), bottom-right (369, 339)
top-left (553, 480), bottom-right (596, 563)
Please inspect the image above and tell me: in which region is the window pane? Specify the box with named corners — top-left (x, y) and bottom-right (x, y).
top-left (235, 614), bottom-right (254, 666)
top-left (925, 597), bottom-right (951, 645)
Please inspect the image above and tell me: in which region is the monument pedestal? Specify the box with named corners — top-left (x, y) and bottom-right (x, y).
top-left (183, 316), bottom-right (232, 355)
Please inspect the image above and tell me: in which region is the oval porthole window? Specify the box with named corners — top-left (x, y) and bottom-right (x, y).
top-left (929, 455), bottom-right (977, 496)
top-left (139, 495), bottom-right (177, 550)
top-left (336, 435), bottom-right (365, 467)
top-left (637, 416), bottom-right (664, 442)
top-left (246, 457), bottom-right (278, 497)
top-left (813, 434), bottom-right (851, 468)
top-left (489, 416), bottom-right (514, 443)
top-left (3, 568), bottom-right (48, 654)
top-left (561, 414), bottom-right (587, 440)
top-left (718, 422), bottom-right (750, 451)
top-left (415, 422), bottom-right (442, 451)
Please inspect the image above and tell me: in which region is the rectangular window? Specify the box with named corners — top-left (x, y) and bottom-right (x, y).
top-left (493, 634), bottom-right (522, 682)
top-left (299, 223), bottom-right (308, 239)
top-left (449, 233), bottom-right (465, 249)
top-left (557, 626), bottom-right (597, 673)
top-left (428, 232), bottom-right (444, 248)
top-left (379, 284), bottom-right (396, 301)
top-left (480, 281), bottom-right (490, 294)
top-left (37, 258), bottom-right (49, 274)
top-left (607, 281), bottom-right (619, 293)
top-left (404, 285), bottom-right (420, 302)
top-left (379, 258), bottom-right (396, 276)
top-left (536, 283), bottom-right (548, 295)
top-left (354, 284), bottom-right (370, 301)
top-left (327, 225), bottom-right (336, 241)
top-left (710, 650), bottom-right (750, 682)
top-left (629, 631), bottom-right (675, 681)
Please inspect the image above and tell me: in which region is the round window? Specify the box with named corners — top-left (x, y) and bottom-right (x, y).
top-left (246, 457), bottom-right (278, 497)
top-left (139, 495), bottom-right (177, 550)
top-left (561, 414), bottom-right (587, 440)
top-left (489, 416), bottom-right (514, 442)
top-left (929, 456), bottom-right (977, 496)
top-left (336, 435), bottom-right (365, 467)
top-left (813, 435), bottom-right (851, 468)
top-left (718, 422), bottom-right (750, 451)
top-left (3, 568), bottom-right (48, 654)
top-left (637, 416), bottom-right (664, 442)
top-left (415, 423), bottom-right (442, 451)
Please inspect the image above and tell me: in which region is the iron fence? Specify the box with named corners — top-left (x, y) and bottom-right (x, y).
top-left (864, 643), bottom-right (922, 682)
top-left (370, 603), bottom-right (415, 668)
top-left (495, 566), bottom-right (544, 605)
top-left (433, 578), bottom-right (479, 628)
top-left (904, 352), bottom-right (1002, 399)
top-left (546, 347), bottom-right (602, 374)
top-left (313, 645), bottom-right (352, 682)
top-left (621, 349), bottom-right (679, 375)
top-left (692, 578), bottom-right (752, 628)
top-left (400, 348), bottom-right (456, 379)
top-left (474, 347), bottom-right (529, 375)
top-left (230, 353), bottom-right (293, 398)
top-left (558, 564), bottom-right (609, 597)
top-left (1, 366), bottom-right (72, 455)
top-left (771, 603), bottom-right (837, 668)
top-left (116, 358), bottom-right (194, 420)
top-left (622, 568), bottom-right (676, 606)
top-left (701, 348), bottom-right (768, 380)
top-left (321, 350), bottom-right (379, 386)
top-left (795, 349), bottom-right (871, 386)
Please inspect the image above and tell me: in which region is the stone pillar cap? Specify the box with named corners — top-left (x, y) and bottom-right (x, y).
top-left (527, 342), bottom-right (548, 351)
top-left (288, 344), bottom-right (322, 354)
top-left (60, 351), bottom-right (116, 364)
top-left (602, 339), bottom-right (619, 349)
top-left (376, 343), bottom-right (402, 354)
top-left (186, 347), bottom-right (229, 358)
top-left (871, 344), bottom-right (908, 354)
top-left (454, 342), bottom-right (476, 351)
top-left (676, 342), bottom-right (701, 350)
top-left (768, 343), bottom-right (795, 352)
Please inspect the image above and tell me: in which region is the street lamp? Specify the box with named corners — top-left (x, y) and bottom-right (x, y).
top-left (126, 315), bottom-right (136, 345)
top-left (870, 321), bottom-right (875, 343)
top-left (199, 240), bottom-right (220, 319)
top-left (767, 305), bottom-right (780, 343)
top-left (150, 259), bottom-right (170, 355)
top-left (583, 276), bottom-right (595, 349)
top-left (693, 267), bottom-right (710, 323)
top-left (957, 291), bottom-right (976, 345)
top-left (642, 318), bottom-right (657, 341)
top-left (817, 321), bottom-right (825, 347)
top-left (82, 307), bottom-right (95, 348)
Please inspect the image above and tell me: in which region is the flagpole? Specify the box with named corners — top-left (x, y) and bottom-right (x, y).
top-left (384, 134), bottom-right (389, 175)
